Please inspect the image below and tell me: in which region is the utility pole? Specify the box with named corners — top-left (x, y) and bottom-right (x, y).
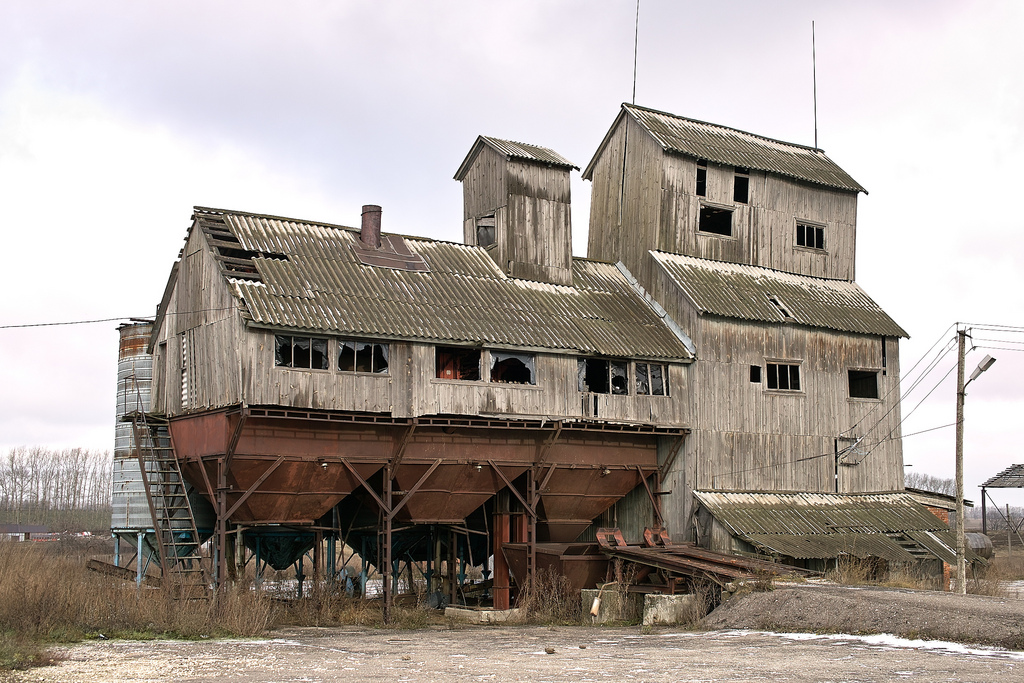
top-left (954, 328), bottom-right (996, 594)
top-left (954, 329), bottom-right (967, 594)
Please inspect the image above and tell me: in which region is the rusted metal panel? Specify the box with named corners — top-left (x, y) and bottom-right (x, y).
top-left (654, 252), bottom-right (907, 338)
top-left (585, 104), bottom-right (865, 194)
top-left (501, 542), bottom-right (608, 591)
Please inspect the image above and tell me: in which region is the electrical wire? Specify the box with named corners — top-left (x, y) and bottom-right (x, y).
top-left (0, 307), bottom-right (237, 330)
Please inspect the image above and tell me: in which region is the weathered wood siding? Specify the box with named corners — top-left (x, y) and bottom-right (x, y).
top-left (150, 227), bottom-right (243, 415)
top-left (586, 115), bottom-right (665, 285)
top-left (587, 117), bottom-right (858, 281)
top-left (652, 269), bottom-right (903, 541)
top-left (461, 147), bottom-right (573, 286)
top-left (151, 226), bottom-right (690, 428)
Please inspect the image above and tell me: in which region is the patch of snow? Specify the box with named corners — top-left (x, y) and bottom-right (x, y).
top-left (713, 630), bottom-right (1024, 660)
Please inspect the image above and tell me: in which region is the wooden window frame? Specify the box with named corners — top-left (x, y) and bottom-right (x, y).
top-left (338, 339), bottom-right (390, 375)
top-left (697, 201), bottom-right (736, 239)
top-left (848, 368), bottom-right (881, 401)
top-left (764, 360), bottom-right (803, 393)
top-left (795, 219), bottom-right (826, 252)
top-left (635, 361), bottom-right (670, 396)
top-left (274, 334), bottom-right (331, 371)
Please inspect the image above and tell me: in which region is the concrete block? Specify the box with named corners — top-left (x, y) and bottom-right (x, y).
top-left (444, 607), bottom-right (522, 624)
top-left (642, 593), bottom-right (697, 626)
top-left (581, 588), bottom-right (643, 623)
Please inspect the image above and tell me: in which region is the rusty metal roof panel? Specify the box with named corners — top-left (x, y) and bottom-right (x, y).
top-left (653, 252), bottom-right (908, 338)
top-left (454, 136), bottom-right (578, 180)
top-left (209, 208), bottom-right (692, 360)
top-left (981, 464), bottom-right (1024, 488)
top-left (620, 104), bottom-right (865, 193)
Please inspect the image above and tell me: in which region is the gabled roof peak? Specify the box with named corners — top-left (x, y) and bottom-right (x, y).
top-left (583, 103), bottom-right (866, 194)
top-left (455, 135), bottom-right (578, 180)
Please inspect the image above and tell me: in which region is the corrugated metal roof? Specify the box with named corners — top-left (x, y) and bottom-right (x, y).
top-left (693, 490), bottom-right (973, 564)
top-left (454, 135), bottom-right (578, 180)
top-left (982, 464), bottom-right (1024, 488)
top-left (653, 252), bottom-right (908, 338)
top-left (589, 104), bottom-right (865, 193)
top-left (198, 208), bottom-right (693, 360)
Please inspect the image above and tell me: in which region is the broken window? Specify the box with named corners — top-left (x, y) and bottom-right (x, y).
top-left (698, 206), bottom-right (732, 236)
top-left (339, 340), bottom-right (389, 374)
top-left (695, 160), bottom-right (707, 196)
top-left (436, 347), bottom-right (481, 381)
top-left (733, 167), bottom-right (749, 204)
top-left (476, 214), bottom-right (496, 248)
top-left (490, 351), bottom-right (536, 385)
top-left (796, 222), bottom-right (825, 250)
top-left (275, 335), bottom-right (329, 370)
top-left (849, 370), bottom-right (880, 399)
top-left (635, 362), bottom-right (669, 396)
top-left (766, 362), bottom-right (801, 391)
top-left (749, 365), bottom-right (762, 383)
top-left (579, 358), bottom-right (629, 394)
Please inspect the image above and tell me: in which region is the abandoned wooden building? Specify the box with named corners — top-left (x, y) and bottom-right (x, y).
top-left (113, 106), bottom-right (970, 603)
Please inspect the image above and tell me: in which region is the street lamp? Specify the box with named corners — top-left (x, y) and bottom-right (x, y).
top-left (954, 330), bottom-right (996, 595)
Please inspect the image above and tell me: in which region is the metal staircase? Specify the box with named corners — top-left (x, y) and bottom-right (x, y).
top-left (130, 412), bottom-right (209, 594)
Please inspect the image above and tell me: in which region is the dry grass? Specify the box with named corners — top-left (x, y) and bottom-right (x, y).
top-left (0, 540), bottom-right (276, 670)
top-left (513, 568), bottom-right (584, 625)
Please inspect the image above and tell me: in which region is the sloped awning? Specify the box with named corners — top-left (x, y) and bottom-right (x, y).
top-left (694, 491), bottom-right (976, 565)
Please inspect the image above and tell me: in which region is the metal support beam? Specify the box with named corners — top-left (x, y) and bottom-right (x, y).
top-left (224, 456), bottom-right (286, 520)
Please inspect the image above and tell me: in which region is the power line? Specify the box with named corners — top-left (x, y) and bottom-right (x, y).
top-left (0, 307), bottom-right (236, 330)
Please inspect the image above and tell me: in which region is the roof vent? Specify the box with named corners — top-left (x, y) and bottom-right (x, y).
top-left (361, 204), bottom-right (382, 249)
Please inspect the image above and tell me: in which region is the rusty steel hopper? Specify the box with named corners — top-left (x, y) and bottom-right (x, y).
top-left (501, 542), bottom-right (609, 592)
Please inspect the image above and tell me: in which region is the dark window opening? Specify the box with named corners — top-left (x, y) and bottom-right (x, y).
top-left (635, 362), bottom-right (668, 396)
top-left (695, 160), bottom-right (707, 196)
top-left (490, 351), bottom-right (536, 385)
top-left (579, 358), bottom-right (629, 394)
top-left (338, 340), bottom-right (389, 374)
top-left (275, 335), bottom-right (328, 370)
top-left (476, 215), bottom-right (496, 248)
top-left (436, 347), bottom-right (481, 381)
top-left (796, 222), bottom-right (825, 250)
top-left (733, 167), bottom-right (749, 204)
top-left (849, 370), bottom-right (879, 399)
top-left (750, 365), bottom-right (762, 383)
top-left (699, 206), bottom-right (732, 236)
top-left (766, 363), bottom-right (801, 391)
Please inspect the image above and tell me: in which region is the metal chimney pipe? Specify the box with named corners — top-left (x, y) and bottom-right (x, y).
top-left (361, 205), bottom-right (382, 249)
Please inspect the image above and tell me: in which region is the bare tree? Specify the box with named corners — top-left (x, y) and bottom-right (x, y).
top-left (904, 471), bottom-right (955, 496)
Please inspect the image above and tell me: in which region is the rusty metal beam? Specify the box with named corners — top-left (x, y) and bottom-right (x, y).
top-left (390, 420), bottom-right (418, 472)
top-left (658, 434), bottom-right (687, 480)
top-left (487, 460), bottom-right (532, 516)
top-left (224, 456), bottom-right (285, 520)
top-left (636, 466), bottom-right (663, 526)
top-left (340, 459), bottom-right (388, 512)
top-left (223, 405), bottom-right (248, 474)
top-left (388, 459), bottom-right (442, 521)
top-left (535, 421), bottom-right (562, 466)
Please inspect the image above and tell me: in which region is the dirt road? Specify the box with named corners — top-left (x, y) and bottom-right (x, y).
top-left (6, 625), bottom-right (1023, 683)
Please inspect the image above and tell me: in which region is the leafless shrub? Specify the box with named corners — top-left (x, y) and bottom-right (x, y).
top-left (513, 568), bottom-right (583, 624)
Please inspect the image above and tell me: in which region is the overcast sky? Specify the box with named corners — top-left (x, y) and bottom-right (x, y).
top-left (1, 1), bottom-right (1022, 504)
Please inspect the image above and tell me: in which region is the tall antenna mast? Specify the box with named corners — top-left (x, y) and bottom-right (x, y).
top-left (812, 20), bottom-right (818, 148)
top-left (632, 0), bottom-right (640, 104)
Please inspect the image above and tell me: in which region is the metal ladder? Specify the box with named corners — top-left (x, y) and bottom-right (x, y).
top-left (131, 412), bottom-right (209, 594)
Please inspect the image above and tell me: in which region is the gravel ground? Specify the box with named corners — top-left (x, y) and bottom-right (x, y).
top-left (6, 584), bottom-right (1024, 682)
top-left (705, 582), bottom-right (1024, 650)
top-left (3, 625), bottom-right (1022, 683)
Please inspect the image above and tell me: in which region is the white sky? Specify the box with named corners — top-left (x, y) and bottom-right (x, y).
top-left (1, 1), bottom-right (1022, 505)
